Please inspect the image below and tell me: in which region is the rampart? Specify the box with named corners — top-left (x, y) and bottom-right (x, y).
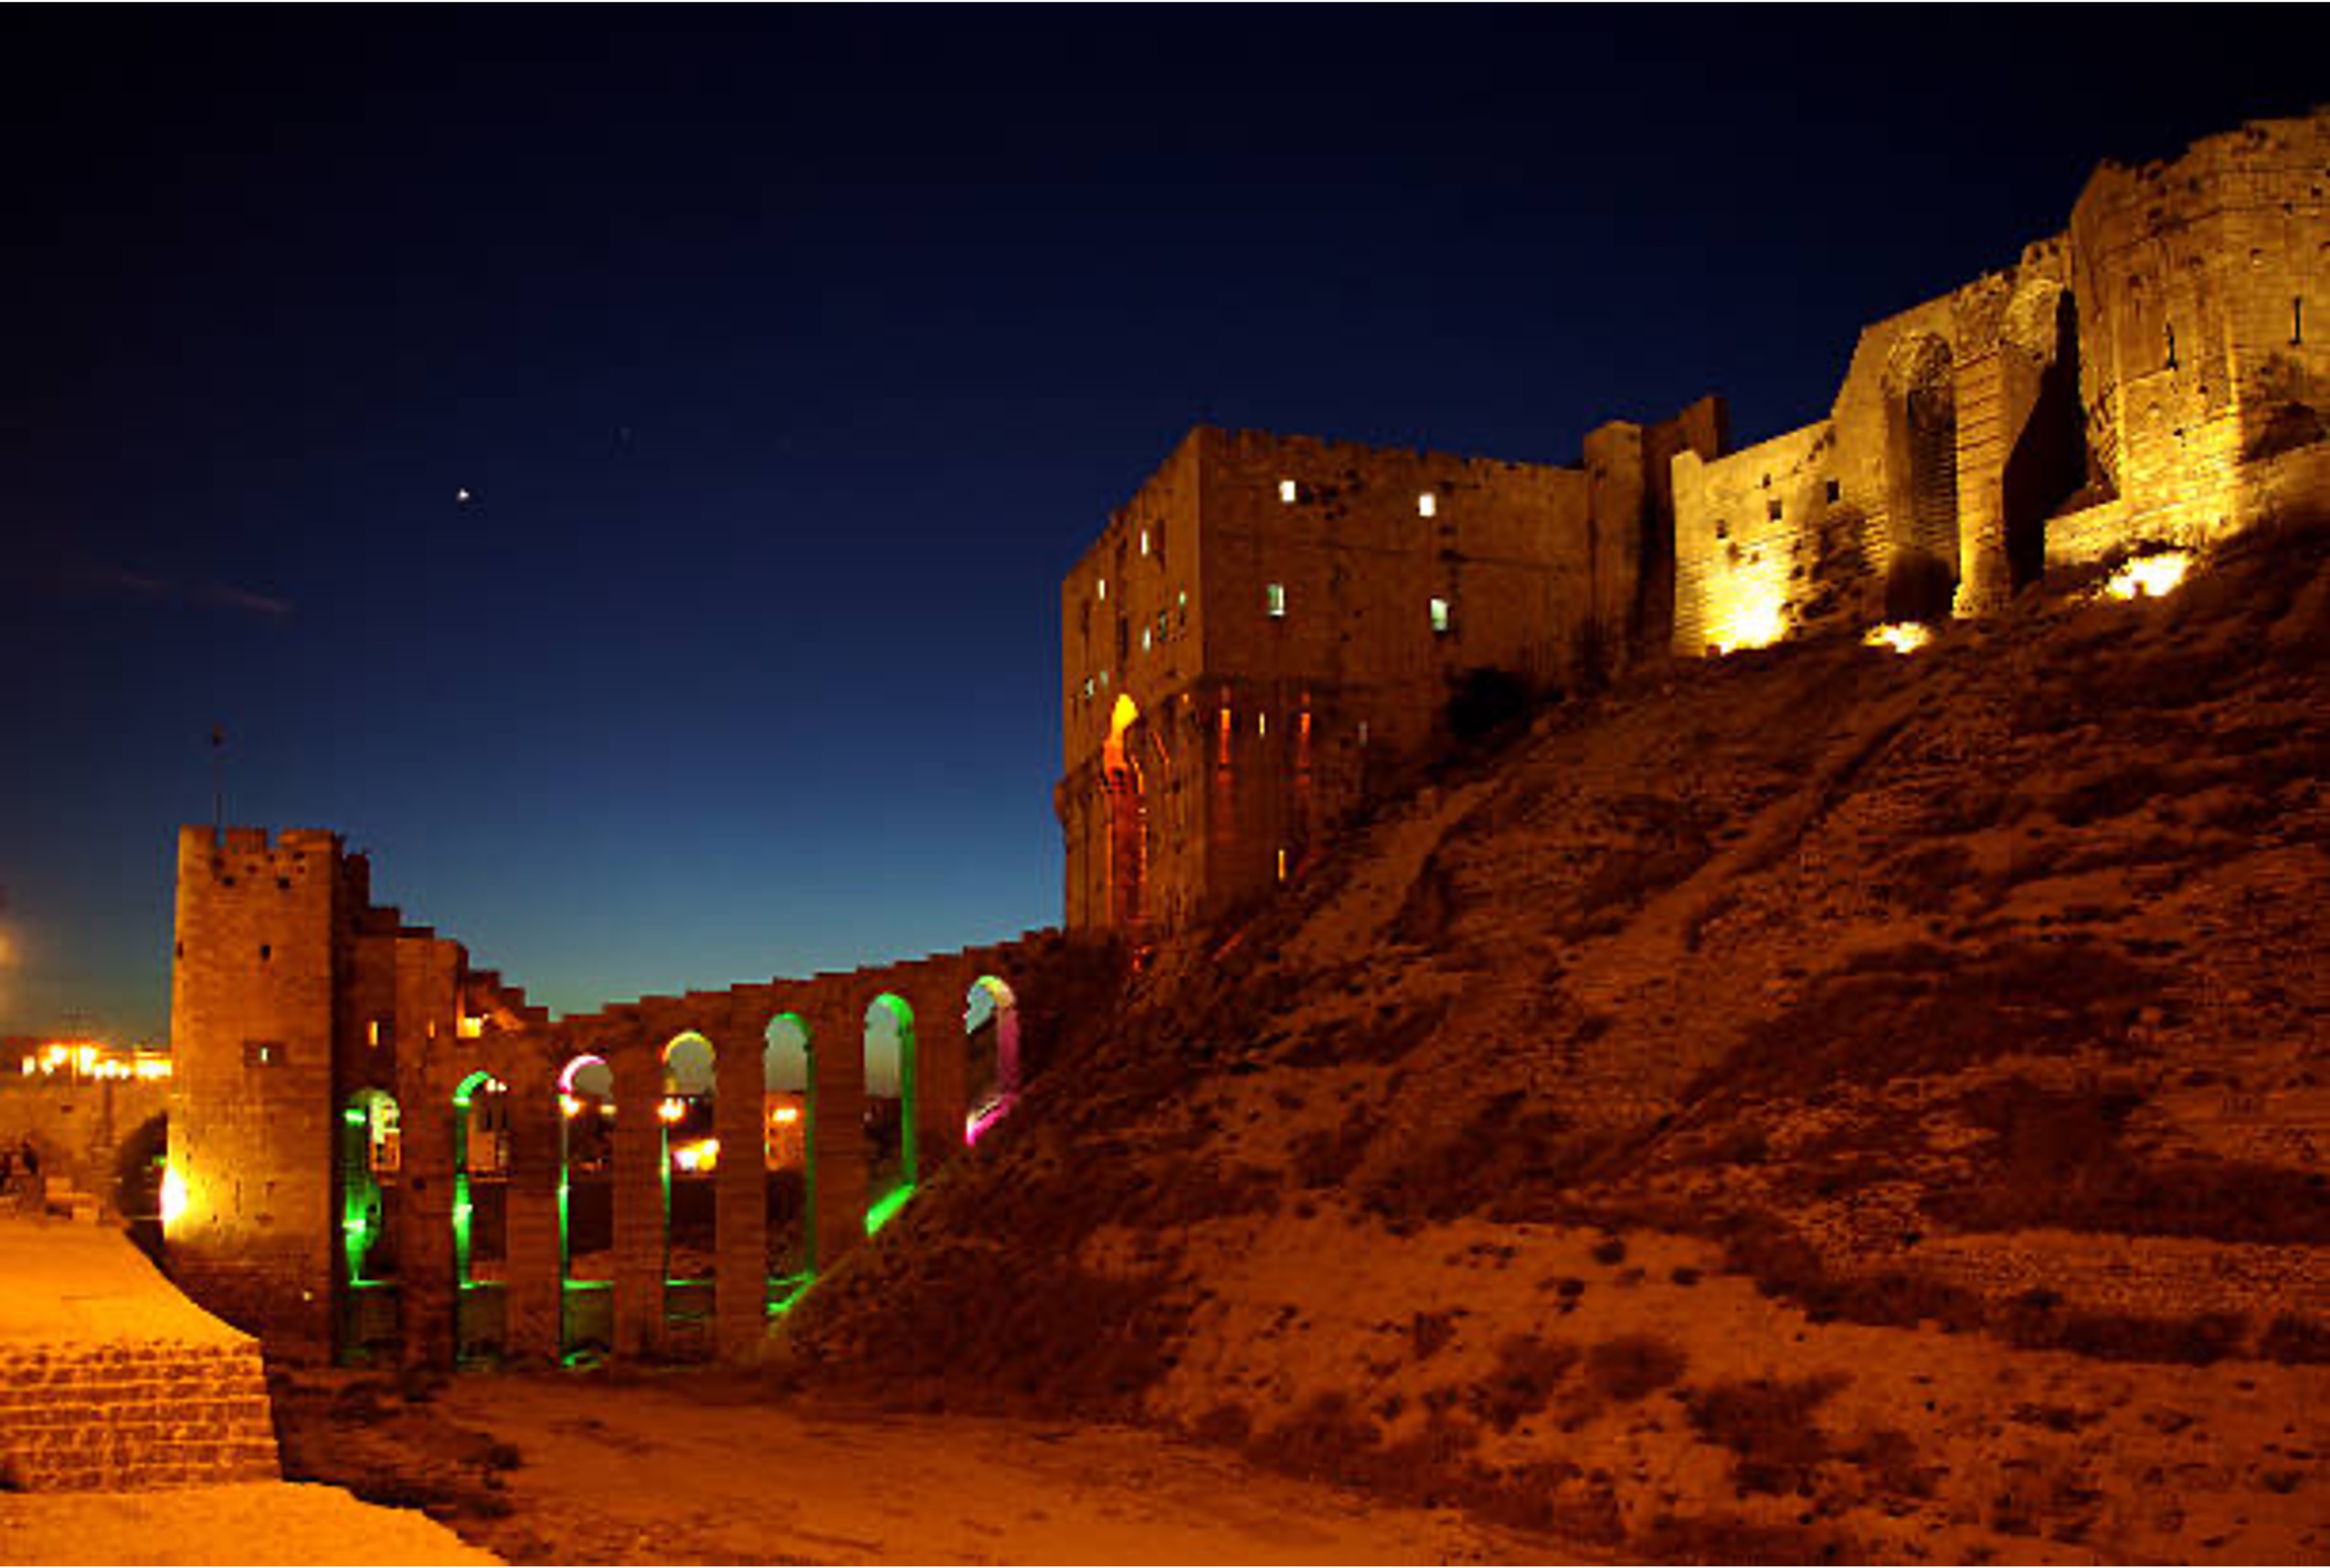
top-left (164, 824), bottom-right (1113, 1368)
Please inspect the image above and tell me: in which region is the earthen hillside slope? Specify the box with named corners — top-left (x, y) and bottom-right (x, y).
top-left (792, 517), bottom-right (2330, 1563)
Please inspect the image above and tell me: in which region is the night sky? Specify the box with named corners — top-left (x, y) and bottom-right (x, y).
top-left (1, 9), bottom-right (2313, 1040)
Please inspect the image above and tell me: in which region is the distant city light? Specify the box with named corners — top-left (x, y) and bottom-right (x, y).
top-left (17, 1039), bottom-right (172, 1082)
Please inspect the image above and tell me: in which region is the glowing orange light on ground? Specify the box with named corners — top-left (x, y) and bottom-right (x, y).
top-left (2104, 550), bottom-right (2192, 600)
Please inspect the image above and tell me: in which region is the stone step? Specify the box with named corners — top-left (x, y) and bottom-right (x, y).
top-left (0, 1339), bottom-right (281, 1490)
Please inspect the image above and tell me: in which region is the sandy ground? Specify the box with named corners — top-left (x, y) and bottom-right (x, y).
top-left (0, 1218), bottom-right (240, 1348)
top-left (0, 1481), bottom-right (500, 1565)
top-left (395, 1372), bottom-right (1585, 1564)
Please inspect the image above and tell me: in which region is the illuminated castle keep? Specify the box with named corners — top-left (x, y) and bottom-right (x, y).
top-left (1059, 107), bottom-right (2328, 939)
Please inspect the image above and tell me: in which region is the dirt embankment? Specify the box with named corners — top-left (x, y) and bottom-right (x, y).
top-left (787, 517), bottom-right (2330, 1563)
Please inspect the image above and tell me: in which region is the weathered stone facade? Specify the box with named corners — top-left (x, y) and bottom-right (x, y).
top-left (1057, 407), bottom-right (1727, 938)
top-left (165, 824), bottom-right (1101, 1367)
top-left (1672, 107), bottom-right (2328, 654)
top-left (1064, 108), bottom-right (2328, 940)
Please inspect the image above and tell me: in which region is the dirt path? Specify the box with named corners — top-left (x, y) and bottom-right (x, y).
top-left (426, 1373), bottom-right (1581, 1564)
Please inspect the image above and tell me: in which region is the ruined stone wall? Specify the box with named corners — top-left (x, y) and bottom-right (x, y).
top-left (164, 827), bottom-right (348, 1354)
top-left (1672, 421), bottom-right (1853, 655)
top-left (1674, 240), bottom-right (2086, 654)
top-left (2069, 109), bottom-right (2329, 546)
top-left (1671, 108), bottom-right (2327, 652)
top-left (167, 823), bottom-right (1100, 1370)
top-left (372, 927), bottom-right (1093, 1370)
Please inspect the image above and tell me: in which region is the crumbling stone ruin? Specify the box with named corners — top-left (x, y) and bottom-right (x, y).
top-left (1059, 108), bottom-right (2327, 939)
top-left (165, 824), bottom-right (1096, 1367)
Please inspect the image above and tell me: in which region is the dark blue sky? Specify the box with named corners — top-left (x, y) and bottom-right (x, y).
top-left (1, 9), bottom-right (2312, 1039)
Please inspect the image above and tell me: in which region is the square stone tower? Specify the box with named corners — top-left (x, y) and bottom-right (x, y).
top-left (165, 826), bottom-right (358, 1354)
top-left (1057, 405), bottom-right (1725, 941)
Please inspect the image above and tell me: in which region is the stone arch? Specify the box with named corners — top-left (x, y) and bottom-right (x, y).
top-left (1102, 694), bottom-right (1149, 935)
top-left (661, 1033), bottom-right (718, 1344)
top-left (556, 1052), bottom-right (616, 1360)
top-left (114, 1110), bottom-right (168, 1264)
top-left (964, 975), bottom-right (1021, 1146)
top-left (1884, 332), bottom-right (1962, 621)
top-left (863, 993), bottom-right (918, 1234)
top-left (337, 1086), bottom-right (400, 1364)
top-left (451, 1069), bottom-right (510, 1363)
top-left (763, 1012), bottom-right (815, 1308)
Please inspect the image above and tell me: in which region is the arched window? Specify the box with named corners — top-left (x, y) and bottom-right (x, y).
top-left (556, 1054), bottom-right (615, 1361)
top-left (661, 1033), bottom-right (719, 1332)
top-left (863, 994), bottom-right (918, 1234)
top-left (964, 976), bottom-right (1020, 1146)
top-left (451, 1070), bottom-right (509, 1364)
top-left (337, 1087), bottom-right (400, 1365)
top-left (763, 1012), bottom-right (815, 1310)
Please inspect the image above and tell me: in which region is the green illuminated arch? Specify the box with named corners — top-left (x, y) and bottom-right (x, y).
top-left (763, 1012), bottom-right (815, 1311)
top-left (863, 993), bottom-right (917, 1234)
top-left (450, 1071), bottom-right (506, 1287)
top-left (339, 1087), bottom-right (399, 1287)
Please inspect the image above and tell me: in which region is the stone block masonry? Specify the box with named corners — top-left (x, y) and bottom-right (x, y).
top-left (0, 1220), bottom-right (280, 1491)
top-left (1061, 108), bottom-right (2327, 947)
top-left (164, 819), bottom-right (1106, 1369)
top-left (0, 1340), bottom-right (278, 1490)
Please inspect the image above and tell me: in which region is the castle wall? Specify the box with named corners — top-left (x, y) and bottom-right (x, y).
top-left (0, 1077), bottom-right (168, 1202)
top-left (1062, 410), bottom-right (1718, 937)
top-left (1672, 421), bottom-right (1854, 654)
top-left (1670, 108), bottom-right (2325, 653)
top-left (2070, 110), bottom-right (2328, 546)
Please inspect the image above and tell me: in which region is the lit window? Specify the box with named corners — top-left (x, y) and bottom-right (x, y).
top-left (1258, 712), bottom-right (1268, 737)
top-left (1139, 529), bottom-right (1149, 556)
top-left (1266, 582), bottom-right (1287, 618)
top-left (1278, 479), bottom-right (1297, 503)
top-left (1276, 847), bottom-right (1288, 882)
top-left (1430, 597), bottom-right (1451, 633)
top-left (366, 1020), bottom-right (381, 1048)
top-left (1099, 668), bottom-right (1110, 688)
top-left (1097, 577), bottom-right (1107, 601)
top-left (1418, 492), bottom-right (1436, 517)
top-left (1140, 626), bottom-right (1152, 652)
top-left (458, 1014), bottom-right (484, 1040)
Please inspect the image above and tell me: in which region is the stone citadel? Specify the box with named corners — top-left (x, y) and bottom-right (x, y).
top-left (161, 108), bottom-right (2324, 1369)
top-left (1058, 107), bottom-right (2327, 940)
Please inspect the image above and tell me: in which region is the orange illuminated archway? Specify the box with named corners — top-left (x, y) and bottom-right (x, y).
top-left (1101, 694), bottom-right (1148, 933)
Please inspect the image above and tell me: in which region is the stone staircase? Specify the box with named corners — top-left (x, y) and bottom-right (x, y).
top-left (0, 1220), bottom-right (281, 1490)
